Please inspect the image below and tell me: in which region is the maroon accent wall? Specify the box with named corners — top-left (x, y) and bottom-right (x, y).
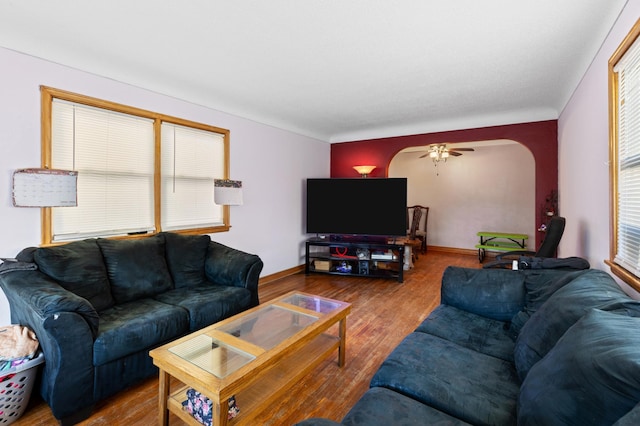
top-left (330, 120), bottom-right (558, 247)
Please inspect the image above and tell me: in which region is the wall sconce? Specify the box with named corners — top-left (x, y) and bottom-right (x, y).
top-left (214, 179), bottom-right (243, 205)
top-left (353, 165), bottom-right (376, 178)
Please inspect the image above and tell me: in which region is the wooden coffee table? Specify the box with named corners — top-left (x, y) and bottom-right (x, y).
top-left (149, 291), bottom-right (351, 426)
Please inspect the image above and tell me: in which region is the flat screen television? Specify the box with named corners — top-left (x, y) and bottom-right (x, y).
top-left (306, 178), bottom-right (407, 238)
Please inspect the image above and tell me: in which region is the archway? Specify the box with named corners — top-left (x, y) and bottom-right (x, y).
top-left (389, 140), bottom-right (535, 251)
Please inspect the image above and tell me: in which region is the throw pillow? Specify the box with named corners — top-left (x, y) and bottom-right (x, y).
top-left (518, 309), bottom-right (640, 425)
top-left (162, 232), bottom-right (210, 288)
top-left (97, 234), bottom-right (173, 304)
top-left (513, 269), bottom-right (628, 381)
top-left (34, 239), bottom-right (114, 312)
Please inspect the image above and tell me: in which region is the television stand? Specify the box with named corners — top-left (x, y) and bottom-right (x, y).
top-left (305, 238), bottom-right (405, 283)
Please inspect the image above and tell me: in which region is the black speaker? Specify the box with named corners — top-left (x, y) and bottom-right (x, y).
top-left (359, 261), bottom-right (369, 275)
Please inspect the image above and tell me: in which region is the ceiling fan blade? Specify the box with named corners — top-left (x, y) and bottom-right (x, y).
top-left (449, 148), bottom-right (475, 152)
top-left (419, 153), bottom-right (429, 158)
top-left (448, 151), bottom-right (463, 157)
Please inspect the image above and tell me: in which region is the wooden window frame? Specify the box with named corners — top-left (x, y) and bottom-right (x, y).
top-left (40, 86), bottom-right (230, 245)
top-left (607, 18), bottom-right (640, 292)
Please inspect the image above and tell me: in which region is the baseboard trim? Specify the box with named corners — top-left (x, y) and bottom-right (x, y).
top-left (259, 265), bottom-right (305, 286)
top-left (427, 246), bottom-right (478, 256)
top-left (431, 246), bottom-right (502, 259)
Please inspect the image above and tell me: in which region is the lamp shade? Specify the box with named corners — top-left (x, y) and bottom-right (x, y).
top-left (214, 179), bottom-right (243, 205)
top-left (353, 165), bottom-right (376, 177)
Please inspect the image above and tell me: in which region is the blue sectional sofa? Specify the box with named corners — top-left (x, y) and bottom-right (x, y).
top-left (0, 232), bottom-right (263, 425)
top-left (296, 266), bottom-right (640, 425)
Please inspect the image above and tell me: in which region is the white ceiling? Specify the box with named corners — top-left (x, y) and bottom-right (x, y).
top-left (0, 1), bottom-right (628, 142)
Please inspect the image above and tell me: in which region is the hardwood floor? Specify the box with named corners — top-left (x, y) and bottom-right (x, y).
top-left (13, 250), bottom-right (478, 426)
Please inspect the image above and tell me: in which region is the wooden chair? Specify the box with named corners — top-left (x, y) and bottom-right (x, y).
top-left (406, 208), bottom-right (422, 262)
top-left (407, 205), bottom-right (429, 254)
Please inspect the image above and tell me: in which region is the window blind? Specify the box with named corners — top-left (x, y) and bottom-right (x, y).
top-left (51, 100), bottom-right (155, 241)
top-left (160, 123), bottom-right (225, 230)
top-left (614, 35), bottom-right (640, 276)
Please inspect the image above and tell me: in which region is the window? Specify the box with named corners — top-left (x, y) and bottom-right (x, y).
top-left (608, 18), bottom-right (640, 292)
top-left (41, 86), bottom-right (229, 244)
top-left (160, 123), bottom-right (226, 231)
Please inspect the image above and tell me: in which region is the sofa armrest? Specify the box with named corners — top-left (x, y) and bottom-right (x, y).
top-left (39, 311), bottom-right (96, 422)
top-left (440, 266), bottom-right (526, 321)
top-left (0, 270), bottom-right (99, 337)
top-left (204, 241), bottom-right (264, 306)
top-left (0, 270), bottom-right (97, 421)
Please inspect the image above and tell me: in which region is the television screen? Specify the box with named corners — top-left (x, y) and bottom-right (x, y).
top-left (306, 178), bottom-right (407, 237)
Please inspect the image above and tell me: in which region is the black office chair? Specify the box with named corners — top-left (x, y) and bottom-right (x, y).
top-left (483, 216), bottom-right (566, 269)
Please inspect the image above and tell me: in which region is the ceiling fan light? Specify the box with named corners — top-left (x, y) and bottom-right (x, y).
top-left (429, 151), bottom-right (438, 158)
top-left (441, 151), bottom-right (449, 158)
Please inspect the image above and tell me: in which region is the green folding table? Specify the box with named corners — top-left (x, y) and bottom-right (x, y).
top-left (475, 231), bottom-right (528, 262)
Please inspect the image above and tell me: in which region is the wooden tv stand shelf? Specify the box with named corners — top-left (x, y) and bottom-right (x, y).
top-left (305, 238), bottom-right (405, 283)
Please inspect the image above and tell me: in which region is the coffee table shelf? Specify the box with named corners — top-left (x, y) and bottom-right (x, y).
top-left (151, 291), bottom-right (351, 426)
top-left (167, 333), bottom-right (339, 425)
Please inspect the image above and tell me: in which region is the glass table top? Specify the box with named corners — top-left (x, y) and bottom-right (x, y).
top-left (217, 305), bottom-right (318, 350)
top-left (280, 293), bottom-right (343, 314)
top-left (167, 293), bottom-right (345, 378)
top-left (168, 334), bottom-right (255, 378)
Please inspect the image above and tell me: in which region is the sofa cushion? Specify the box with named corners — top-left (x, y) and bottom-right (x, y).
top-left (97, 235), bottom-right (174, 304)
top-left (604, 299), bottom-right (640, 317)
top-left (153, 284), bottom-right (252, 331)
top-left (441, 267), bottom-right (525, 321)
top-left (34, 239), bottom-right (114, 312)
top-left (518, 309), bottom-right (640, 425)
top-left (370, 332), bottom-right (519, 425)
top-left (415, 305), bottom-right (515, 362)
top-left (513, 269), bottom-right (628, 381)
top-left (341, 386), bottom-right (472, 426)
top-left (162, 232), bottom-right (210, 288)
top-left (94, 298), bottom-right (189, 365)
top-left (508, 269), bottom-right (587, 338)
top-left (614, 402), bottom-right (640, 426)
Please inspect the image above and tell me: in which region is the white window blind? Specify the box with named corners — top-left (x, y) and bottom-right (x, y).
top-left (614, 35), bottom-right (640, 276)
top-left (51, 100), bottom-right (155, 241)
top-left (161, 123), bottom-right (225, 230)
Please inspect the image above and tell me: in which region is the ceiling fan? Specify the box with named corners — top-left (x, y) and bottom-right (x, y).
top-left (419, 144), bottom-right (475, 162)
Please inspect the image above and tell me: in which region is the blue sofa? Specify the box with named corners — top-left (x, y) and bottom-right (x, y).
top-left (0, 232), bottom-right (263, 425)
top-left (297, 266), bottom-right (640, 425)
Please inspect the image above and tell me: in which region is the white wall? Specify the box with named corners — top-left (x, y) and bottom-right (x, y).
top-left (389, 142), bottom-right (536, 251)
top-left (0, 47), bottom-right (330, 325)
top-left (558, 1), bottom-right (640, 283)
